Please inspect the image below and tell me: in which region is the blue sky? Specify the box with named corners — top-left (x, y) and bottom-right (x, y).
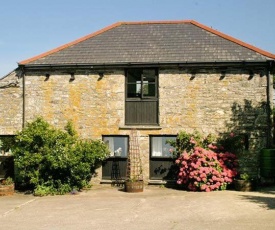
top-left (0, 0), bottom-right (275, 77)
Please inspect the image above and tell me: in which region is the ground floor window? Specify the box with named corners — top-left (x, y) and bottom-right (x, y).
top-left (0, 135), bottom-right (15, 179)
top-left (150, 135), bottom-right (177, 180)
top-left (101, 134), bottom-right (178, 181)
top-left (102, 136), bottom-right (129, 180)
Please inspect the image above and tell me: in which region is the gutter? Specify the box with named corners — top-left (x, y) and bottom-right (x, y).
top-left (18, 61), bottom-right (270, 73)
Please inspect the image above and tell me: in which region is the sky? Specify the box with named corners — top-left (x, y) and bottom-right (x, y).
top-left (0, 0), bottom-right (275, 77)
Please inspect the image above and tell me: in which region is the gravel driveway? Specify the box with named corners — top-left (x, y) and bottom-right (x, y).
top-left (1, 185), bottom-right (275, 230)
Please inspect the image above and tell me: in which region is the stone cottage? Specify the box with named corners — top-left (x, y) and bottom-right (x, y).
top-left (0, 20), bottom-right (274, 183)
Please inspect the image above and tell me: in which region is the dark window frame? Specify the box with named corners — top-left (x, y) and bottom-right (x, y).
top-left (125, 68), bottom-right (159, 125)
top-left (149, 135), bottom-right (178, 180)
top-left (126, 68), bottom-right (158, 100)
top-left (102, 135), bottom-right (129, 180)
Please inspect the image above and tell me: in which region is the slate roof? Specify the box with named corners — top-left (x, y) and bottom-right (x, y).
top-left (20, 20), bottom-right (275, 66)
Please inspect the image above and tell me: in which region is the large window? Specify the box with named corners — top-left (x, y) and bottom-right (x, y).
top-left (125, 68), bottom-right (158, 125)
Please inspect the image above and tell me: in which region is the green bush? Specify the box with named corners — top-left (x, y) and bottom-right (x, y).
top-left (34, 184), bottom-right (55, 196)
top-left (167, 130), bottom-right (215, 157)
top-left (12, 117), bottom-right (109, 195)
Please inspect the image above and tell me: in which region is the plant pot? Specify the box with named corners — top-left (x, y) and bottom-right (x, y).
top-left (125, 180), bottom-right (144, 193)
top-left (0, 183), bottom-right (14, 196)
top-left (234, 179), bottom-right (256, 192)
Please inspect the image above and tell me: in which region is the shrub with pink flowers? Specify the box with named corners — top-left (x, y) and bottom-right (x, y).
top-left (175, 131), bottom-right (238, 192)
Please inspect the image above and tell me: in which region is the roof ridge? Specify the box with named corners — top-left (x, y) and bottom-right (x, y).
top-left (189, 20), bottom-right (275, 59)
top-left (120, 20), bottom-right (193, 25)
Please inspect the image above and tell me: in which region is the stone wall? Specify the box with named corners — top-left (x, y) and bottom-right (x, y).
top-left (0, 71), bottom-right (23, 134)
top-left (0, 68), bottom-right (270, 182)
top-left (24, 71), bottom-right (125, 139)
top-left (159, 70), bottom-right (268, 146)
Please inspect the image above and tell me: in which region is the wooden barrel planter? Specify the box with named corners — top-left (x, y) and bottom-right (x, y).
top-left (0, 184), bottom-right (14, 196)
top-left (125, 181), bottom-right (144, 193)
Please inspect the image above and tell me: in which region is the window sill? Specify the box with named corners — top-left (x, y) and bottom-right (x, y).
top-left (150, 156), bottom-right (175, 159)
top-left (148, 179), bottom-right (176, 185)
top-left (100, 179), bottom-right (125, 184)
top-left (119, 125), bottom-right (162, 130)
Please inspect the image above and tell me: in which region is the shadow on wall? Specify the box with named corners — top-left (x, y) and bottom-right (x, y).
top-left (219, 100), bottom-right (269, 178)
top-left (166, 100), bottom-right (269, 183)
top-left (227, 100), bottom-right (274, 211)
top-left (224, 99), bottom-right (269, 151)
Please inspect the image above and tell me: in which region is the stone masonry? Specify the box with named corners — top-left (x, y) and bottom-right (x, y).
top-left (0, 68), bottom-right (270, 182)
top-left (0, 71), bottom-right (22, 134)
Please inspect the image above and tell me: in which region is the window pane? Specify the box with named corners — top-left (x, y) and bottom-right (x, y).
top-left (143, 83), bottom-right (155, 97)
top-left (104, 137), bottom-right (114, 156)
top-left (143, 69), bottom-right (156, 82)
top-left (152, 137), bottom-right (162, 156)
top-left (127, 69), bottom-right (142, 98)
top-left (143, 70), bottom-right (156, 97)
top-left (113, 137), bottom-right (128, 157)
top-left (103, 136), bottom-right (128, 157)
top-left (128, 69), bottom-right (142, 83)
top-left (151, 136), bottom-right (176, 157)
top-left (162, 137), bottom-right (176, 157)
top-left (127, 83), bottom-right (141, 98)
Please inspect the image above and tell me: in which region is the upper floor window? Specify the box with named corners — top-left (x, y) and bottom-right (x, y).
top-left (125, 69), bottom-right (158, 125)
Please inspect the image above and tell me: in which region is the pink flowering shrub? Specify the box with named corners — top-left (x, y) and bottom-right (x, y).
top-left (175, 131), bottom-right (238, 192)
